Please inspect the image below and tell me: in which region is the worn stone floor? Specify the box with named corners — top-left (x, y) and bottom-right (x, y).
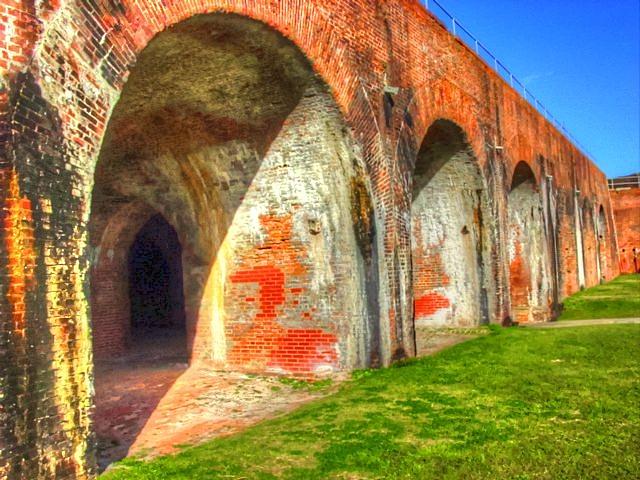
top-left (94, 336), bottom-right (334, 472)
top-left (94, 327), bottom-right (483, 472)
top-left (94, 334), bottom-right (187, 470)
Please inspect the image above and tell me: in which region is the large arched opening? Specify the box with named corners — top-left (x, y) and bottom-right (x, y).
top-left (410, 119), bottom-right (493, 328)
top-left (596, 205), bottom-right (609, 281)
top-left (507, 161), bottom-right (550, 323)
top-left (581, 201), bottom-right (599, 286)
top-left (88, 13), bottom-right (377, 468)
top-left (574, 196), bottom-right (587, 289)
top-left (127, 214), bottom-right (187, 353)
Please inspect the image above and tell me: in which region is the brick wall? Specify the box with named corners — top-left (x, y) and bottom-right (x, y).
top-left (0, 0), bottom-right (619, 477)
top-left (87, 17), bottom-right (378, 373)
top-left (610, 188), bottom-right (640, 273)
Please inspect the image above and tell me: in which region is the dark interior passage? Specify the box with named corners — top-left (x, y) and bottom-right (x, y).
top-left (94, 214), bottom-right (188, 470)
top-left (128, 214), bottom-right (187, 350)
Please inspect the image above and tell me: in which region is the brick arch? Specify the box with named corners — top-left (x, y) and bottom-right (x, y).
top-left (82, 9), bottom-right (382, 369)
top-left (1, 7), bottom-right (384, 475)
top-left (506, 160), bottom-right (552, 323)
top-left (410, 117), bottom-right (496, 329)
top-left (75, 8), bottom-right (385, 470)
top-left (9, 5), bottom-right (385, 364)
top-left (89, 201), bottom-right (159, 358)
top-left (9, 0), bottom-right (358, 167)
top-left (49, 0), bottom-right (349, 82)
top-left (509, 160), bottom-right (539, 192)
top-left (392, 78), bottom-right (505, 333)
top-left (397, 77), bottom-right (487, 171)
top-left (508, 131), bottom-right (537, 170)
top-left (89, 198), bottom-right (205, 362)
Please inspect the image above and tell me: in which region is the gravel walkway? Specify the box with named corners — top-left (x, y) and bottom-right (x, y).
top-left (524, 318), bottom-right (640, 328)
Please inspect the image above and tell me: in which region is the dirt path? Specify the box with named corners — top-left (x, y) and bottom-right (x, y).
top-left (96, 327), bottom-right (485, 472)
top-left (524, 318), bottom-right (640, 328)
top-left (127, 365), bottom-right (333, 456)
top-left (96, 360), bottom-right (337, 471)
top-left (415, 326), bottom-right (489, 356)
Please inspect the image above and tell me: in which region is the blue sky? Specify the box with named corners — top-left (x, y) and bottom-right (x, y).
top-left (427, 0), bottom-right (639, 178)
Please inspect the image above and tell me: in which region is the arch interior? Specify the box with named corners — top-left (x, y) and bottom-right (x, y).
top-left (86, 12), bottom-right (380, 467)
top-left (507, 161), bottom-right (551, 323)
top-left (411, 119), bottom-right (493, 328)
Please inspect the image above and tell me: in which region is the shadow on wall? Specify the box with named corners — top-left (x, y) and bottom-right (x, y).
top-left (507, 161), bottom-right (552, 323)
top-left (1, 71), bottom-right (94, 479)
top-left (410, 119), bottom-right (495, 328)
top-left (87, 13), bottom-right (380, 469)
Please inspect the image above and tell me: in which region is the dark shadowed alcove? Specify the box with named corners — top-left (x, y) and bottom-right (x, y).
top-left (128, 214), bottom-right (187, 355)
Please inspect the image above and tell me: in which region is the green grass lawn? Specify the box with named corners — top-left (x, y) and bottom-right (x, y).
top-left (101, 325), bottom-right (640, 480)
top-left (559, 274), bottom-right (640, 320)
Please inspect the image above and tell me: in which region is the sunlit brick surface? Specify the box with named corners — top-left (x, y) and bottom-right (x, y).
top-left (610, 188), bottom-right (640, 273)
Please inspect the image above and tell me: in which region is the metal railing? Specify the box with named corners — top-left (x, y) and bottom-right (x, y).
top-left (420, 0), bottom-right (594, 162)
top-left (608, 175), bottom-right (640, 189)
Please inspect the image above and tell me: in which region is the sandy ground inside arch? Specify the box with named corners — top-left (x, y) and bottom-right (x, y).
top-left (94, 326), bottom-right (479, 471)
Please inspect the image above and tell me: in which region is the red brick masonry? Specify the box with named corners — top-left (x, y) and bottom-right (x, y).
top-left (610, 187), bottom-right (640, 273)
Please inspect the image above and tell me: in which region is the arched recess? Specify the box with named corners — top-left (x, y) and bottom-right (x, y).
top-left (581, 200), bottom-right (599, 287)
top-left (87, 11), bottom-right (380, 466)
top-left (596, 205), bottom-right (609, 282)
top-left (91, 207), bottom-right (187, 352)
top-left (90, 201), bottom-right (171, 358)
top-left (574, 195), bottom-right (587, 289)
top-left (410, 119), bottom-right (494, 327)
top-left (88, 12), bottom-right (379, 374)
top-left (507, 161), bottom-right (551, 323)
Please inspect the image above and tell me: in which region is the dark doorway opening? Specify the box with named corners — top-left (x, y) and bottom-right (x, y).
top-left (127, 214), bottom-right (187, 358)
top-left (93, 214), bottom-right (188, 471)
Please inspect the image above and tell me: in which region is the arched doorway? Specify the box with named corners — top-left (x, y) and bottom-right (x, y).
top-left (574, 196), bottom-right (587, 289)
top-left (88, 12), bottom-right (377, 468)
top-left (581, 201), bottom-right (599, 286)
top-left (128, 214), bottom-right (186, 355)
top-left (507, 161), bottom-right (551, 323)
top-left (410, 119), bottom-right (493, 327)
top-left (596, 205), bottom-right (609, 282)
